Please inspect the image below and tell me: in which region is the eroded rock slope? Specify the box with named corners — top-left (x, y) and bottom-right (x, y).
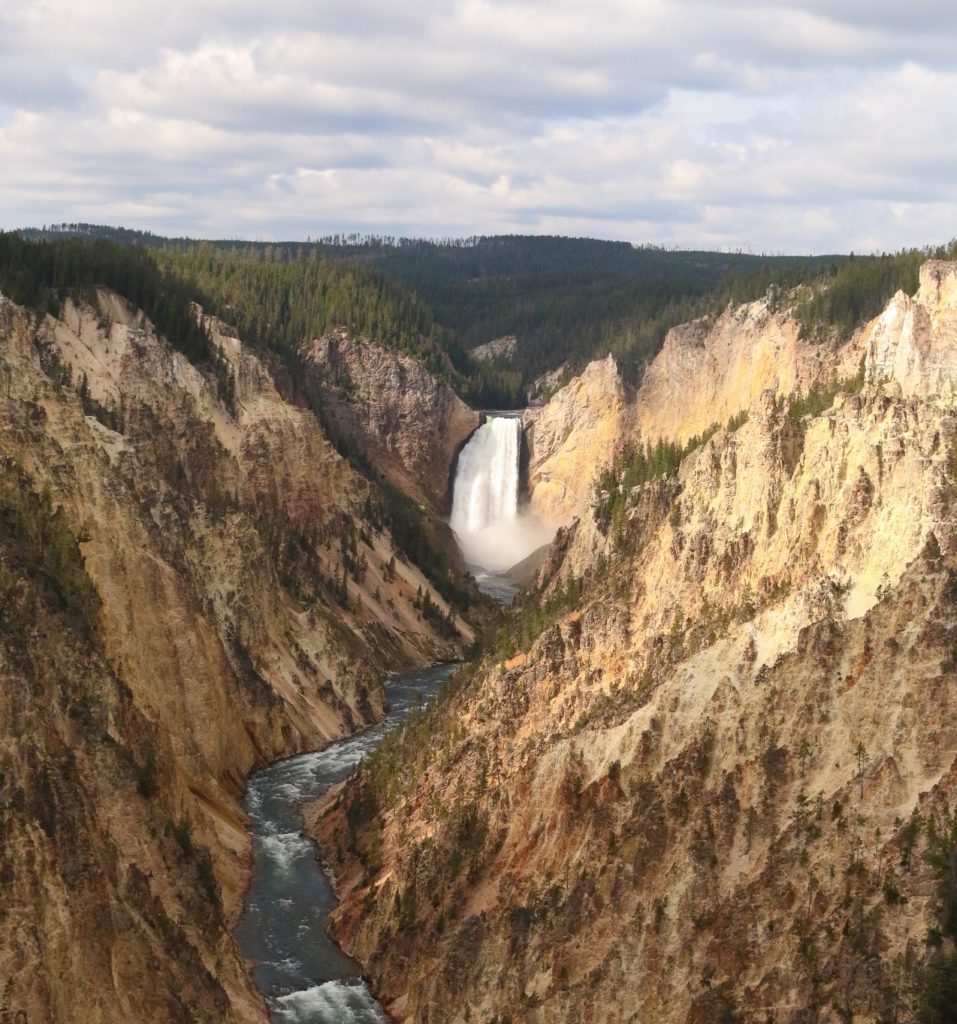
top-left (0, 291), bottom-right (471, 1023)
top-left (523, 355), bottom-right (625, 526)
top-left (302, 330), bottom-right (481, 509)
top-left (316, 261), bottom-right (957, 1024)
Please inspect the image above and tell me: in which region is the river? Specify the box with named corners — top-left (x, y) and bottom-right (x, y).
top-left (235, 663), bottom-right (457, 1023)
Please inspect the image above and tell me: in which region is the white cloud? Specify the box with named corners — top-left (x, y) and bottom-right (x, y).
top-left (1, 0), bottom-right (956, 249)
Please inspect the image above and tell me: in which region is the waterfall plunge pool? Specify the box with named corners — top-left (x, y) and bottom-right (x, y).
top-left (236, 664), bottom-right (457, 1023)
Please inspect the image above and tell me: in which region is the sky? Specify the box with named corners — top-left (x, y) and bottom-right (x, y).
top-left (2, 0), bottom-right (957, 252)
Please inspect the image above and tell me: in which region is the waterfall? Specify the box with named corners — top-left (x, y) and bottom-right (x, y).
top-left (450, 417), bottom-right (521, 537)
top-left (450, 415), bottom-right (553, 577)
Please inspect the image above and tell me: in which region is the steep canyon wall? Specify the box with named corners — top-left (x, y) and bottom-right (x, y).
top-left (318, 261), bottom-right (957, 1024)
top-left (0, 292), bottom-right (472, 1023)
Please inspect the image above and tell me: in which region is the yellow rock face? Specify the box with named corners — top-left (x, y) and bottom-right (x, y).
top-left (636, 298), bottom-right (864, 446)
top-left (520, 296), bottom-right (863, 530)
top-left (316, 263), bottom-right (957, 1024)
top-left (523, 354), bottom-right (625, 525)
top-left (865, 260), bottom-right (957, 397)
top-left (520, 262), bottom-right (957, 534)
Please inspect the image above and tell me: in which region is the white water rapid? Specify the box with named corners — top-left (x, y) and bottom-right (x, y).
top-left (450, 415), bottom-right (554, 583)
top-left (236, 666), bottom-right (455, 1024)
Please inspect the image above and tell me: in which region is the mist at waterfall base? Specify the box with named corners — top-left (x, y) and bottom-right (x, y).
top-left (450, 416), bottom-right (555, 598)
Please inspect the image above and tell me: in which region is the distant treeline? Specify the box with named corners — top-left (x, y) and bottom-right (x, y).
top-left (13, 225), bottom-right (957, 403)
top-left (20, 226), bottom-right (845, 388)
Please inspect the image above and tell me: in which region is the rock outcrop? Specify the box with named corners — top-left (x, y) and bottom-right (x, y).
top-left (316, 263), bottom-right (957, 1024)
top-left (527, 364), bottom-right (568, 404)
top-left (302, 331), bottom-right (481, 509)
top-left (471, 335), bottom-right (518, 363)
top-left (519, 267), bottom-right (957, 532)
top-left (0, 291), bottom-right (472, 1023)
top-left (522, 355), bottom-right (626, 525)
top-left (865, 260), bottom-right (957, 397)
top-left (635, 295), bottom-right (864, 446)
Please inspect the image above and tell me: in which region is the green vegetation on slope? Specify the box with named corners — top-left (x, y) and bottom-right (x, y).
top-left (369, 237), bottom-right (842, 385)
top-left (0, 233), bottom-right (211, 363)
top-left (786, 357), bottom-right (867, 424)
top-left (0, 467), bottom-right (101, 639)
top-left (21, 228), bottom-right (840, 384)
top-left (594, 410), bottom-right (749, 535)
top-left (791, 249), bottom-right (929, 343)
top-left (21, 225), bottom-right (957, 404)
top-left (0, 232), bottom-right (483, 614)
top-left (161, 244), bottom-right (449, 372)
top-left (0, 232), bottom-right (238, 410)
top-left (156, 243), bottom-right (525, 406)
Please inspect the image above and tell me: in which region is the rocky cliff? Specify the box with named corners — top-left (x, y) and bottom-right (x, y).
top-left (520, 273), bottom-right (927, 530)
top-left (316, 261), bottom-right (957, 1024)
top-left (634, 295), bottom-right (865, 448)
top-left (0, 291), bottom-right (472, 1023)
top-left (523, 355), bottom-right (626, 525)
top-left (471, 335), bottom-right (518, 363)
top-left (519, 289), bottom-right (861, 529)
top-left (302, 331), bottom-right (481, 510)
top-left (866, 260), bottom-right (957, 398)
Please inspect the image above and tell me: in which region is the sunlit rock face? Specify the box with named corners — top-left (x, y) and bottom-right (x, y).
top-left (522, 354), bottom-right (626, 526)
top-left (865, 260), bottom-right (957, 397)
top-left (634, 297), bottom-right (864, 448)
top-left (317, 263), bottom-right (957, 1024)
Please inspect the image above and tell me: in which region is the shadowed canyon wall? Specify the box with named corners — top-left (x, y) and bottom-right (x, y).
top-left (0, 291), bottom-right (473, 1023)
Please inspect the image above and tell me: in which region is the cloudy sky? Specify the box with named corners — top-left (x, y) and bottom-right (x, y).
top-left (2, 0), bottom-right (956, 251)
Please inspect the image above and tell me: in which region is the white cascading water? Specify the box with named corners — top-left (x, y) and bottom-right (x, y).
top-left (450, 415), bottom-right (554, 576)
top-left (451, 416), bottom-right (520, 536)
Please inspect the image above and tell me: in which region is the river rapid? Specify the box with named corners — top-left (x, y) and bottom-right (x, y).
top-left (236, 663), bottom-right (457, 1023)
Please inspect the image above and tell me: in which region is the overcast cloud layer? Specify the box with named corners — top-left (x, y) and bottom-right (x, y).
top-left (2, 0), bottom-right (957, 251)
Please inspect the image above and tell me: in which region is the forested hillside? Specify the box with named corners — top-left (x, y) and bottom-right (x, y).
top-left (306, 235), bottom-right (950, 389)
top-left (0, 232), bottom-right (486, 613)
top-left (15, 225), bottom-right (956, 404)
top-left (371, 238), bottom-right (836, 382)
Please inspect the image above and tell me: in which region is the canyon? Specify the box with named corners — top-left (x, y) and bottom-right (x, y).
top-left (0, 289), bottom-right (474, 1023)
top-left (2, 247), bottom-right (957, 1024)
